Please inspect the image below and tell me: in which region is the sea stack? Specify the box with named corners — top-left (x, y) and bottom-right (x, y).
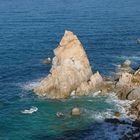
top-left (33, 31), bottom-right (96, 99)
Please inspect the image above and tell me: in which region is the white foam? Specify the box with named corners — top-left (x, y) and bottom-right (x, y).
top-left (70, 90), bottom-right (76, 96)
top-left (116, 56), bottom-right (140, 61)
top-left (93, 111), bottom-right (113, 121)
top-left (20, 79), bottom-right (42, 91)
top-left (105, 93), bottom-right (135, 118)
top-left (91, 90), bottom-right (101, 97)
top-left (21, 106), bottom-right (38, 114)
top-left (83, 93), bottom-right (135, 122)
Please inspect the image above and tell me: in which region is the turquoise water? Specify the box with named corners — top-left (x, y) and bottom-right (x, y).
top-left (0, 0), bottom-right (140, 139)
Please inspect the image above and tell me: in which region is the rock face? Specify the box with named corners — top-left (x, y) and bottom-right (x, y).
top-left (34, 31), bottom-right (94, 99)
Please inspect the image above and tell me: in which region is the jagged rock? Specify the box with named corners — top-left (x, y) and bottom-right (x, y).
top-left (71, 108), bottom-right (81, 116)
top-left (34, 31), bottom-right (93, 99)
top-left (89, 71), bottom-right (103, 88)
top-left (75, 71), bottom-right (103, 96)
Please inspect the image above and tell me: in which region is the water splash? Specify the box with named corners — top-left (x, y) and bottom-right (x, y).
top-left (21, 106), bottom-right (38, 114)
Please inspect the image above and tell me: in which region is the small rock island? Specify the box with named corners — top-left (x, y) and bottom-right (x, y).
top-left (34, 31), bottom-right (140, 120)
top-left (34, 31), bottom-right (103, 99)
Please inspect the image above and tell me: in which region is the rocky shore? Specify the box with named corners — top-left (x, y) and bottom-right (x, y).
top-left (34, 31), bottom-right (140, 121)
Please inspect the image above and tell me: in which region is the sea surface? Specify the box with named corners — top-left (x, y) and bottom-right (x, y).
top-left (0, 0), bottom-right (140, 140)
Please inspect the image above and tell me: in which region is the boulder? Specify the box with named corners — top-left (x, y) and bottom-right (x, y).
top-left (71, 108), bottom-right (81, 116)
top-left (34, 31), bottom-right (93, 99)
top-left (127, 87), bottom-right (140, 100)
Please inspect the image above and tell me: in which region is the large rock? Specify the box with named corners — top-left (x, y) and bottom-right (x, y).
top-left (34, 31), bottom-right (93, 99)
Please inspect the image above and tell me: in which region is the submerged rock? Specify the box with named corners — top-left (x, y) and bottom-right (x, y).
top-left (34, 31), bottom-right (93, 99)
top-left (114, 112), bottom-right (121, 117)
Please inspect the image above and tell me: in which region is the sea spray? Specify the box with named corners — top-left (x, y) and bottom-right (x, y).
top-left (21, 106), bottom-right (38, 114)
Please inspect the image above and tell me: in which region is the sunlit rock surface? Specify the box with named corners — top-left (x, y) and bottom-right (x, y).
top-left (34, 31), bottom-right (94, 99)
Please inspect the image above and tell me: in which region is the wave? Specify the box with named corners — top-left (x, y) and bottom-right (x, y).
top-left (20, 79), bottom-right (42, 91)
top-left (105, 93), bottom-right (134, 118)
top-left (82, 93), bottom-right (134, 122)
top-left (115, 55), bottom-right (140, 61)
top-left (21, 106), bottom-right (38, 114)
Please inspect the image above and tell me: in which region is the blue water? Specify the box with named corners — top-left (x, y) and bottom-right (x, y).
top-left (0, 0), bottom-right (140, 139)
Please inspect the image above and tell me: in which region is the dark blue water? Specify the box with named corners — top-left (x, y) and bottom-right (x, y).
top-left (0, 0), bottom-right (140, 139)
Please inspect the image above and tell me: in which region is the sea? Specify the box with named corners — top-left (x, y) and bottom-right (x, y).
top-left (0, 0), bottom-right (140, 139)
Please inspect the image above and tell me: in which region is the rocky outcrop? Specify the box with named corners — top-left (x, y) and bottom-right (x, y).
top-left (34, 31), bottom-right (104, 99)
top-left (114, 60), bottom-right (134, 80)
top-left (113, 66), bottom-right (140, 119)
top-left (115, 68), bottom-right (140, 99)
